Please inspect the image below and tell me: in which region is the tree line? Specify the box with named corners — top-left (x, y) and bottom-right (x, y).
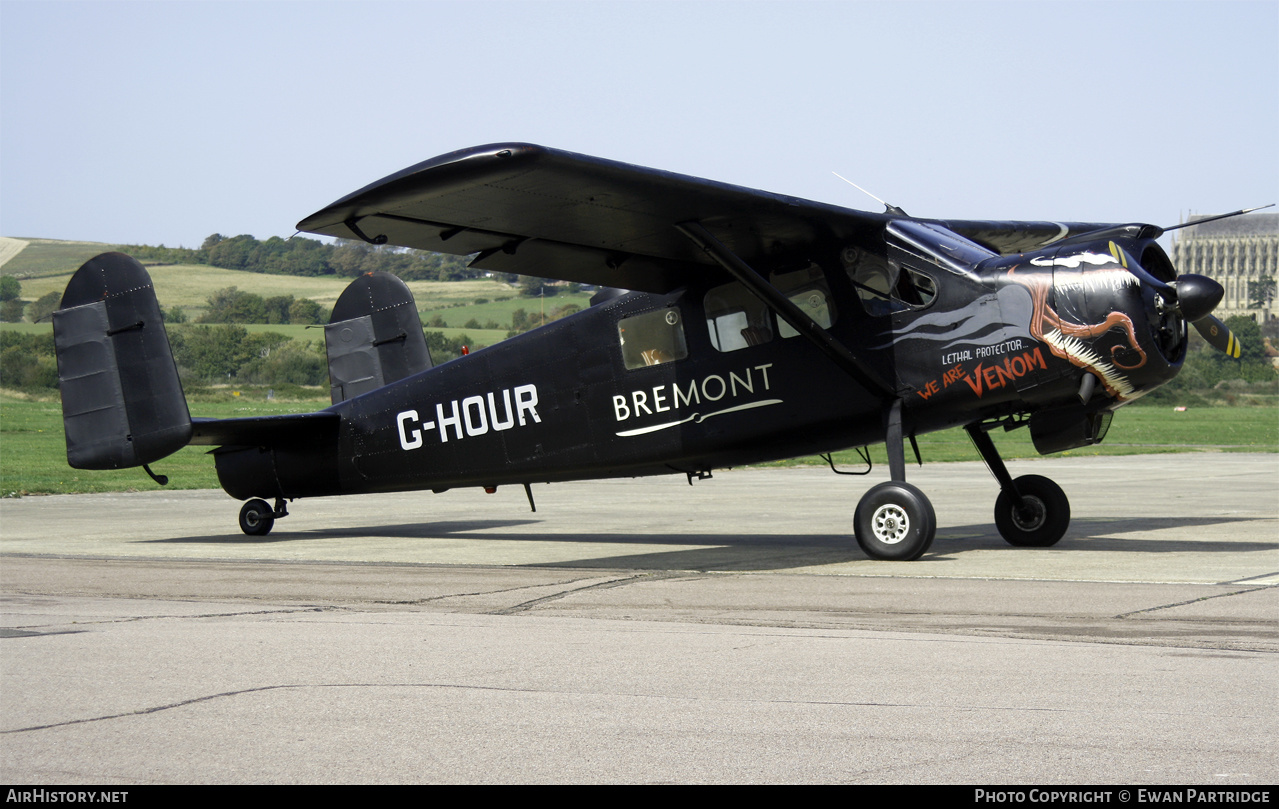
top-left (121, 233), bottom-right (481, 281)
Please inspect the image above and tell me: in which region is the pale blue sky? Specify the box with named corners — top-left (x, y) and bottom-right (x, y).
top-left (2, 0), bottom-right (1276, 248)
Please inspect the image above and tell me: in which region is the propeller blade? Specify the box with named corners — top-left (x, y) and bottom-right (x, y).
top-left (1192, 315), bottom-right (1241, 358)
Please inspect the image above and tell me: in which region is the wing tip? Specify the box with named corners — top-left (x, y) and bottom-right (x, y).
top-left (296, 142), bottom-right (552, 234)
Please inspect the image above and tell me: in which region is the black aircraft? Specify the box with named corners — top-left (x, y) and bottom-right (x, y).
top-left (51, 143), bottom-right (1252, 560)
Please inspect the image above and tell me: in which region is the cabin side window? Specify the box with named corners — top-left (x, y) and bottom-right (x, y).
top-left (772, 264), bottom-right (835, 338)
top-left (704, 282), bottom-right (773, 352)
top-left (617, 307), bottom-right (689, 370)
top-left (841, 246), bottom-right (936, 315)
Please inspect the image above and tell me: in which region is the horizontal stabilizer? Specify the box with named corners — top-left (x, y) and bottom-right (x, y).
top-left (190, 411), bottom-right (340, 447)
top-left (53, 253), bottom-right (191, 469)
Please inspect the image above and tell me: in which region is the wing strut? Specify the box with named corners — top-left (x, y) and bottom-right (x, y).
top-left (675, 221), bottom-right (897, 399)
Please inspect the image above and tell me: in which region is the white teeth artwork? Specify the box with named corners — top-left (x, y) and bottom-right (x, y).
top-left (1051, 269), bottom-right (1141, 295)
top-left (1041, 328), bottom-right (1137, 400)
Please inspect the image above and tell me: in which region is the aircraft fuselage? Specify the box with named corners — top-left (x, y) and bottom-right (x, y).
top-left (213, 228), bottom-right (1185, 503)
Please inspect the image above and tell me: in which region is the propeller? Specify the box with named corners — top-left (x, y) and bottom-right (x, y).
top-left (1103, 241), bottom-right (1239, 358)
top-left (1169, 274), bottom-right (1240, 358)
top-left (1157, 204), bottom-right (1272, 359)
top-left (1098, 207), bottom-right (1270, 360)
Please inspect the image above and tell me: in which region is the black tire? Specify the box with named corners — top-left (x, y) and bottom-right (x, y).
top-left (239, 498), bottom-right (275, 536)
top-left (994, 475), bottom-right (1070, 547)
top-left (854, 481), bottom-right (936, 561)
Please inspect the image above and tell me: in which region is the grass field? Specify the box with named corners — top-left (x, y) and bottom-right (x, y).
top-left (2, 391), bottom-right (1274, 497)
top-left (1, 395), bottom-right (318, 495)
top-left (419, 291), bottom-right (594, 328)
top-left (780, 405), bottom-right (1279, 472)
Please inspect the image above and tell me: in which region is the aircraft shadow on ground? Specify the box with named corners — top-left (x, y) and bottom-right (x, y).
top-left (143, 514), bottom-right (1270, 573)
top-left (142, 519), bottom-right (542, 544)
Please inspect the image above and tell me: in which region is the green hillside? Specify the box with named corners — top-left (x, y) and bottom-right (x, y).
top-left (8, 259), bottom-right (522, 316)
top-left (0, 237), bottom-right (594, 325)
top-left (1, 239), bottom-right (119, 278)
top-left (0, 238), bottom-right (599, 384)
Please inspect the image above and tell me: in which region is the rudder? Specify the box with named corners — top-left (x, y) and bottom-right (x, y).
top-left (53, 253), bottom-right (191, 469)
top-left (325, 271), bottom-right (432, 404)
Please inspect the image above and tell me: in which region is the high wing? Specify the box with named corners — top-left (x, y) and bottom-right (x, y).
top-left (297, 143), bottom-right (1111, 292)
top-left (297, 142), bottom-right (878, 293)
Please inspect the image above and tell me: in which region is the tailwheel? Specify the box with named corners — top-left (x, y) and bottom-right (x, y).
top-left (854, 481), bottom-right (936, 561)
top-left (239, 498), bottom-right (275, 536)
top-left (994, 475), bottom-right (1070, 547)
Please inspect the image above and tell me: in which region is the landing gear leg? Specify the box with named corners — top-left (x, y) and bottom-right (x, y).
top-left (966, 424), bottom-right (1070, 547)
top-left (854, 400), bottom-right (937, 561)
top-left (238, 497), bottom-right (290, 537)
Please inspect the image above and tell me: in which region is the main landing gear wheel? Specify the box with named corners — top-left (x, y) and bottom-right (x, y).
top-left (994, 474), bottom-right (1070, 547)
top-left (854, 481), bottom-right (937, 561)
top-left (239, 498), bottom-right (275, 536)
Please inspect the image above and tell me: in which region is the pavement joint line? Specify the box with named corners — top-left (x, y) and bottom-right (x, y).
top-left (369, 574), bottom-right (628, 606)
top-left (1225, 572), bottom-right (1279, 585)
top-left (1113, 586), bottom-right (1272, 619)
top-left (1, 605), bottom-right (339, 633)
top-left (492, 571), bottom-right (703, 615)
top-left (7, 677), bottom-right (1181, 737)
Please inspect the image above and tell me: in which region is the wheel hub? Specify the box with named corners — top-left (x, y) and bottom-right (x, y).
top-left (871, 504), bottom-right (910, 544)
top-left (1012, 495), bottom-right (1047, 531)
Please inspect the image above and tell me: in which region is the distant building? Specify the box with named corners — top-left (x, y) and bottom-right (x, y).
top-left (1169, 213), bottom-right (1278, 323)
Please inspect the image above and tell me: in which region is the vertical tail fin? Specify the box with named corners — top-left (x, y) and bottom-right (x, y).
top-left (53, 253), bottom-right (191, 469)
top-left (325, 272), bottom-right (432, 403)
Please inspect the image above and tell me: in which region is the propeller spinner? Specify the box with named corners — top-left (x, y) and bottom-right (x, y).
top-left (1166, 274), bottom-right (1239, 358)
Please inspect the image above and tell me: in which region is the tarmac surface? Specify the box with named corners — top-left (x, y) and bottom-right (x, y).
top-left (1, 454), bottom-right (1276, 784)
